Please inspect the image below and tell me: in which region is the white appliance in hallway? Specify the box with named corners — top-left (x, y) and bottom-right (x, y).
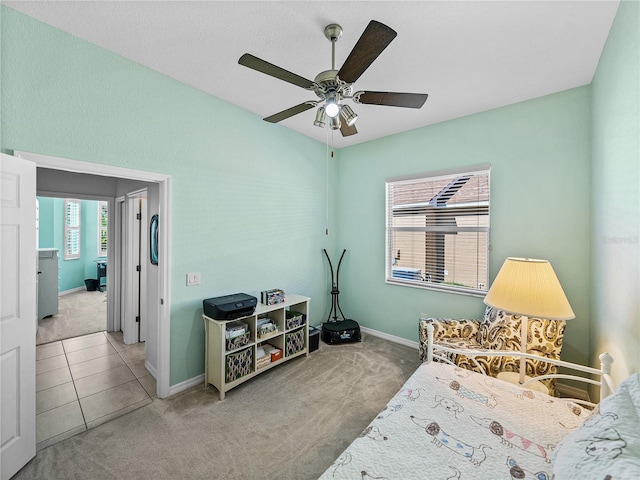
top-left (37, 248), bottom-right (59, 320)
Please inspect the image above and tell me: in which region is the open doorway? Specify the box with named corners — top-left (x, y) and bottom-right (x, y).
top-left (36, 197), bottom-right (108, 345)
top-left (31, 169), bottom-right (163, 448)
top-left (17, 149), bottom-right (171, 400)
top-left (1, 151), bottom-right (171, 468)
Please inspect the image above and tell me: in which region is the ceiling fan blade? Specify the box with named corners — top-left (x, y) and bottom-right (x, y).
top-left (239, 54), bottom-right (315, 90)
top-left (337, 20), bottom-right (397, 84)
top-left (353, 91), bottom-right (428, 109)
top-left (340, 121), bottom-right (358, 137)
top-left (264, 102), bottom-right (316, 123)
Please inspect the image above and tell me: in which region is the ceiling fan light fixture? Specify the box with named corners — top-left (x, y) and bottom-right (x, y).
top-left (325, 92), bottom-right (340, 118)
top-left (314, 107), bottom-right (326, 128)
top-left (325, 102), bottom-right (340, 118)
top-left (239, 21), bottom-right (428, 139)
top-left (340, 104), bottom-right (358, 126)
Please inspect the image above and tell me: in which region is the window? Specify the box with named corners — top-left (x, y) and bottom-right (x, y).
top-left (98, 201), bottom-right (108, 257)
top-left (64, 199), bottom-right (81, 260)
top-left (385, 165), bottom-right (490, 296)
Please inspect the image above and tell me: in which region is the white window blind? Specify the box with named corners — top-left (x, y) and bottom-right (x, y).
top-left (64, 199), bottom-right (81, 260)
top-left (385, 165), bottom-right (490, 296)
top-left (98, 201), bottom-right (108, 257)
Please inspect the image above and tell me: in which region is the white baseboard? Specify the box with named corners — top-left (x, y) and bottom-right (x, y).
top-left (144, 360), bottom-right (158, 380)
top-left (167, 327), bottom-right (417, 397)
top-left (168, 374), bottom-right (205, 397)
top-left (360, 326), bottom-right (419, 350)
top-left (59, 286), bottom-right (86, 296)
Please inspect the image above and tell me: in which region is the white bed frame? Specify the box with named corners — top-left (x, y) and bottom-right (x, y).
top-left (424, 323), bottom-right (615, 407)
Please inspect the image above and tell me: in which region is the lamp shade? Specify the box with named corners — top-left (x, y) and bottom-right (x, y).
top-left (484, 257), bottom-right (575, 320)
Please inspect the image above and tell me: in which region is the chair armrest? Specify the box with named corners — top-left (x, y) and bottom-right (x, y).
top-left (419, 318), bottom-right (480, 343)
top-left (418, 317), bottom-right (480, 363)
top-left (418, 318), bottom-right (482, 364)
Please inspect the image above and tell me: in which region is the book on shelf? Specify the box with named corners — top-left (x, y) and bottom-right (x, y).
top-left (225, 321), bottom-right (248, 339)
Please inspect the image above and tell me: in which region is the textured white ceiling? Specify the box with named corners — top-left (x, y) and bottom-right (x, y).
top-left (2, 1), bottom-right (620, 148)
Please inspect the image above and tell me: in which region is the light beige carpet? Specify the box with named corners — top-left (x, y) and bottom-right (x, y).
top-left (37, 289), bottom-right (107, 345)
top-left (15, 332), bottom-right (421, 480)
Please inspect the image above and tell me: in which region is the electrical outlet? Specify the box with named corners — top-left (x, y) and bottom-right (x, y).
top-left (186, 272), bottom-right (201, 286)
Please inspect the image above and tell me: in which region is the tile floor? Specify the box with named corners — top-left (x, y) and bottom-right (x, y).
top-left (36, 331), bottom-right (156, 450)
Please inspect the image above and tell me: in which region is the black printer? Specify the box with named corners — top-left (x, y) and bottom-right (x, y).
top-left (203, 293), bottom-right (257, 320)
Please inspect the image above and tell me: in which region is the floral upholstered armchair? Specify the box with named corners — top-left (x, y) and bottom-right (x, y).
top-left (418, 306), bottom-right (566, 394)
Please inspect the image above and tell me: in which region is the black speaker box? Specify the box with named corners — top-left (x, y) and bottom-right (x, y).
top-left (321, 319), bottom-right (361, 344)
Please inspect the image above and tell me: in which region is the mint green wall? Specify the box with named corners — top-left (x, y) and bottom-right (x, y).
top-left (337, 87), bottom-right (592, 367)
top-left (36, 197), bottom-right (104, 292)
top-left (591, 0), bottom-right (639, 384)
top-left (37, 197), bottom-right (56, 247)
top-left (81, 199), bottom-right (104, 282)
top-left (37, 197), bottom-right (82, 291)
top-left (1, 7), bottom-right (338, 386)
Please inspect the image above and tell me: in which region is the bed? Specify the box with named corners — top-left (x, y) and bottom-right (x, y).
top-left (318, 324), bottom-right (640, 480)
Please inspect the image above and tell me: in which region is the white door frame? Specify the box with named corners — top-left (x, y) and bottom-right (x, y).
top-left (113, 196), bottom-right (125, 333)
top-left (14, 150), bottom-right (171, 398)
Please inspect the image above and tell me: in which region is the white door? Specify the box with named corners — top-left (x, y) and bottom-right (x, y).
top-left (1, 153), bottom-right (36, 479)
top-left (139, 196), bottom-right (148, 343)
top-left (122, 192), bottom-right (147, 344)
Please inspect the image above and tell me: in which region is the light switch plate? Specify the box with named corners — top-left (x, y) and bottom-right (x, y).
top-left (186, 272), bottom-right (201, 286)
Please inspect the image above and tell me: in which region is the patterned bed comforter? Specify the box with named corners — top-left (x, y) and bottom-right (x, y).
top-left (319, 361), bottom-right (591, 480)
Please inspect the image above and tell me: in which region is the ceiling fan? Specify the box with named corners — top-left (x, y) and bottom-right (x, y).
top-left (238, 20), bottom-right (428, 137)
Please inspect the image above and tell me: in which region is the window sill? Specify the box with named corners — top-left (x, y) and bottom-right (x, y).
top-left (385, 278), bottom-right (486, 298)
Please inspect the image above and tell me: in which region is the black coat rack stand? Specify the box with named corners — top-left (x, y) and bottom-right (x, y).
top-left (324, 248), bottom-right (347, 323)
top-left (321, 249), bottom-right (361, 343)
